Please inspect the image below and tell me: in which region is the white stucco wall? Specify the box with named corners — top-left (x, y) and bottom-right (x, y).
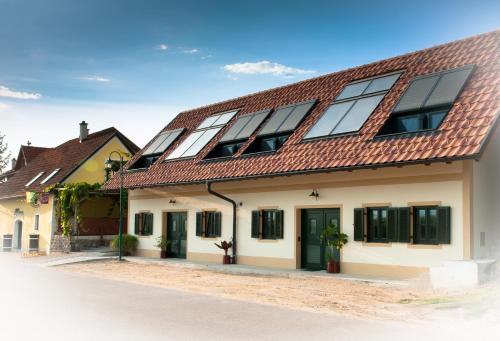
top-left (473, 126), bottom-right (500, 259)
top-left (129, 172), bottom-right (465, 269)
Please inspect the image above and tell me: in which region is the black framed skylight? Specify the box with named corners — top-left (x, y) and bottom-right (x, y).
top-left (219, 109), bottom-right (271, 143)
top-left (166, 110), bottom-right (238, 160)
top-left (378, 65), bottom-right (474, 136)
top-left (304, 71), bottom-right (402, 140)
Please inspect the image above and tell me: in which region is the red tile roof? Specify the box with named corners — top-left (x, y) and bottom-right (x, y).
top-left (105, 30), bottom-right (500, 190)
top-left (14, 145), bottom-right (51, 170)
top-left (0, 128), bottom-right (139, 200)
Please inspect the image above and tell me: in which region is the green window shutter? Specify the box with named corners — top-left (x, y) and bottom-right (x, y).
top-left (397, 207), bottom-right (411, 243)
top-left (251, 210), bottom-right (260, 238)
top-left (196, 212), bottom-right (202, 237)
top-left (134, 213), bottom-right (140, 235)
top-left (275, 210), bottom-right (284, 239)
top-left (146, 213), bottom-right (154, 235)
top-left (354, 208), bottom-right (364, 241)
top-left (437, 206), bottom-right (451, 244)
top-left (214, 211), bottom-right (222, 237)
top-left (387, 207), bottom-right (398, 242)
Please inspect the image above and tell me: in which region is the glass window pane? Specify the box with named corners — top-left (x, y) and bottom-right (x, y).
top-left (418, 209), bottom-right (427, 239)
top-left (182, 127), bottom-right (222, 157)
top-left (304, 101), bottom-right (354, 139)
top-left (429, 209), bottom-right (438, 240)
top-left (236, 111), bottom-right (269, 139)
top-left (394, 75), bottom-right (439, 112)
top-left (336, 80), bottom-right (370, 100)
top-left (364, 73), bottom-right (401, 94)
top-left (166, 130), bottom-right (204, 159)
top-left (150, 129), bottom-right (183, 155)
top-left (429, 111), bottom-right (446, 129)
top-left (380, 209), bottom-right (388, 239)
top-left (396, 114), bottom-right (421, 133)
top-left (259, 137), bottom-right (276, 152)
top-left (197, 115), bottom-right (219, 129)
top-left (219, 115), bottom-right (252, 142)
top-left (332, 94), bottom-right (384, 134)
top-left (425, 68), bottom-right (473, 107)
top-left (143, 132), bottom-right (169, 155)
top-left (213, 110), bottom-right (237, 125)
top-left (277, 101), bottom-right (315, 133)
top-left (258, 107), bottom-right (293, 136)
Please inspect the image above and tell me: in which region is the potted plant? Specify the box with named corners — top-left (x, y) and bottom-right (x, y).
top-left (214, 240), bottom-right (233, 264)
top-left (320, 224), bottom-right (348, 273)
top-left (155, 236), bottom-right (171, 258)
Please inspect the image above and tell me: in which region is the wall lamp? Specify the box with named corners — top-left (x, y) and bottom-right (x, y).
top-left (309, 189), bottom-right (319, 200)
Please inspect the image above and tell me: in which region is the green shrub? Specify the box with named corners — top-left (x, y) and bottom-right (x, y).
top-left (111, 234), bottom-right (138, 256)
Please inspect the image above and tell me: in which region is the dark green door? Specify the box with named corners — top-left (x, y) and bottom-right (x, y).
top-left (301, 208), bottom-right (340, 271)
top-left (167, 212), bottom-right (187, 259)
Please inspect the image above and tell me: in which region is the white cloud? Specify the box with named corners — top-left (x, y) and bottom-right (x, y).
top-left (80, 75), bottom-right (110, 82)
top-left (183, 48), bottom-right (199, 54)
top-left (156, 44), bottom-right (168, 51)
top-left (0, 85), bottom-right (42, 100)
top-left (223, 61), bottom-right (316, 77)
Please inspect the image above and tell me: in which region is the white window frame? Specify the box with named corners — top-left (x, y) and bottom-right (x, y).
top-left (26, 172), bottom-right (45, 187)
top-left (40, 168), bottom-right (61, 184)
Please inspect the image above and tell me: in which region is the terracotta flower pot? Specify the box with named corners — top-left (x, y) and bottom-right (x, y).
top-left (327, 261), bottom-right (340, 273)
top-left (223, 255), bottom-right (231, 264)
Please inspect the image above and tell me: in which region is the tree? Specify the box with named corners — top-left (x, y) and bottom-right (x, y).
top-left (0, 131), bottom-right (10, 174)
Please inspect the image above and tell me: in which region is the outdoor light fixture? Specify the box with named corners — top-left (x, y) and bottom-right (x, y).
top-left (309, 189), bottom-right (319, 200)
top-left (169, 199), bottom-right (176, 204)
top-left (106, 151), bottom-right (124, 262)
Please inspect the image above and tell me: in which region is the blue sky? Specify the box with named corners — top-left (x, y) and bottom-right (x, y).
top-left (0, 0), bottom-right (498, 160)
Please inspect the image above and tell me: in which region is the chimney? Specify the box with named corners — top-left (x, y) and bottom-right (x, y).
top-left (79, 121), bottom-right (89, 142)
top-left (11, 158), bottom-right (17, 170)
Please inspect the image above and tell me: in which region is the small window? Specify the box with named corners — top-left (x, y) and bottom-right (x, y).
top-left (26, 172), bottom-right (45, 187)
top-left (134, 213), bottom-right (153, 236)
top-left (40, 168), bottom-right (61, 184)
top-left (34, 214), bottom-right (40, 231)
top-left (195, 211), bottom-right (222, 237)
top-left (367, 207), bottom-right (389, 243)
top-left (251, 209), bottom-right (284, 240)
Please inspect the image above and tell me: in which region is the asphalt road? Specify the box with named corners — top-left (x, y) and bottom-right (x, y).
top-left (0, 253), bottom-right (498, 341)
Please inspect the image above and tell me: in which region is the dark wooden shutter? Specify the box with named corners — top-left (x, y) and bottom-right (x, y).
top-left (146, 213), bottom-right (154, 235)
top-left (134, 213), bottom-right (140, 235)
top-left (275, 210), bottom-right (284, 239)
top-left (214, 211), bottom-right (222, 237)
top-left (387, 207), bottom-right (398, 242)
top-left (354, 208), bottom-right (364, 241)
top-left (397, 207), bottom-right (411, 243)
top-left (251, 210), bottom-right (260, 238)
top-left (437, 206), bottom-right (451, 244)
top-left (196, 212), bottom-right (202, 237)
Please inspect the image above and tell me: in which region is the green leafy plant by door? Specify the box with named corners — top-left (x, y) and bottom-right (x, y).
top-left (320, 224), bottom-right (348, 262)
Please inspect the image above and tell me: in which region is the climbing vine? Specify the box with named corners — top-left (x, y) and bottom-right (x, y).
top-left (46, 182), bottom-right (102, 236)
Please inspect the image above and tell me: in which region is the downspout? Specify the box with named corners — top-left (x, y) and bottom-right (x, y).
top-left (206, 182), bottom-right (237, 264)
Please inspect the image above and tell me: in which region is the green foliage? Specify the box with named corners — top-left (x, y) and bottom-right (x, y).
top-left (106, 188), bottom-right (128, 217)
top-left (56, 182), bottom-right (102, 236)
top-left (0, 131), bottom-right (10, 174)
top-left (111, 234), bottom-right (138, 256)
top-left (320, 223), bottom-right (349, 262)
top-left (155, 236), bottom-right (171, 250)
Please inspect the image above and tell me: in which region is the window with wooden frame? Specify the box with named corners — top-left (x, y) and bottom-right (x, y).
top-left (367, 207), bottom-right (389, 243)
top-left (195, 211), bottom-right (222, 238)
top-left (413, 206), bottom-right (451, 245)
top-left (251, 209), bottom-right (284, 240)
top-left (134, 212), bottom-right (154, 236)
top-left (354, 207), bottom-right (410, 243)
top-left (34, 214), bottom-right (40, 231)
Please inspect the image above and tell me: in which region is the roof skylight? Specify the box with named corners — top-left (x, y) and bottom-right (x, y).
top-left (142, 128), bottom-right (185, 156)
top-left (25, 172), bottom-right (45, 187)
top-left (166, 110), bottom-right (238, 160)
top-left (304, 71), bottom-right (402, 139)
top-left (40, 168), bottom-right (61, 185)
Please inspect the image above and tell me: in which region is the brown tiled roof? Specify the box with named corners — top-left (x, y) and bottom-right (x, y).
top-left (0, 128), bottom-right (139, 200)
top-left (104, 30), bottom-right (500, 190)
top-left (14, 145), bottom-right (51, 170)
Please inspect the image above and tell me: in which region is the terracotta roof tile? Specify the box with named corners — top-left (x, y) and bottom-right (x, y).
top-left (104, 30), bottom-right (499, 190)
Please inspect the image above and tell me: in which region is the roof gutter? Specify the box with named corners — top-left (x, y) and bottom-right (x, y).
top-left (206, 181), bottom-right (237, 264)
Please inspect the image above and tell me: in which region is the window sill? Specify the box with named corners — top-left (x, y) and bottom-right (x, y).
top-left (257, 238), bottom-right (279, 243)
top-left (200, 236), bottom-right (219, 240)
top-left (136, 235), bottom-right (154, 239)
top-left (407, 244), bottom-right (442, 250)
top-left (362, 242), bottom-right (391, 247)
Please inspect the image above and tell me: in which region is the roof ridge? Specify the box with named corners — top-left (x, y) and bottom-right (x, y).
top-left (177, 29), bottom-right (499, 115)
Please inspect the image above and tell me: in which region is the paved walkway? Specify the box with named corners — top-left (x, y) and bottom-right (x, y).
top-left (123, 256), bottom-right (409, 286)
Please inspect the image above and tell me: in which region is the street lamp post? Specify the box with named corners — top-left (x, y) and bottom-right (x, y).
top-left (106, 151), bottom-right (124, 261)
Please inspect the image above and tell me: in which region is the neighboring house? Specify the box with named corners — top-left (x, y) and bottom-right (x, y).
top-left (0, 145), bottom-right (49, 183)
top-left (104, 31), bottom-right (500, 278)
top-left (0, 122), bottom-right (139, 253)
